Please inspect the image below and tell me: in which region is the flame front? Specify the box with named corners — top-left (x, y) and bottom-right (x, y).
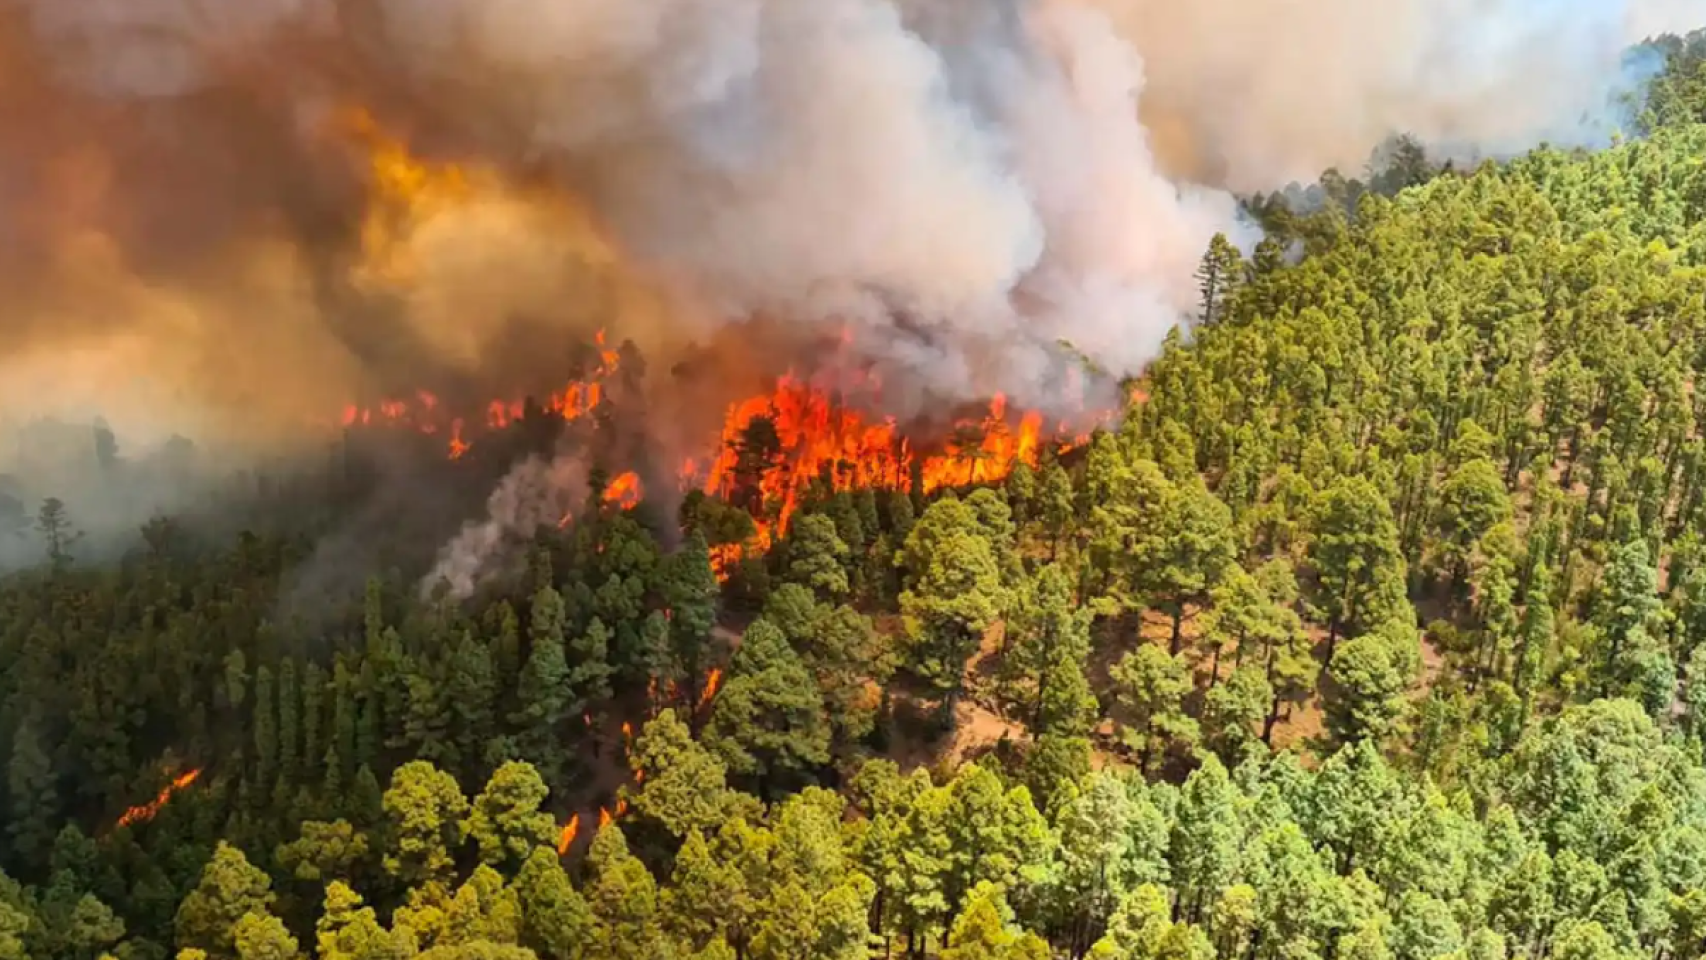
top-left (116, 768), bottom-right (202, 829)
top-left (691, 377), bottom-right (1079, 576)
top-left (340, 325), bottom-right (623, 460)
top-left (339, 360), bottom-right (1088, 571)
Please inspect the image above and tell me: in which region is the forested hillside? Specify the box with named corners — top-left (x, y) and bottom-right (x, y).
top-left (4, 34), bottom-right (1706, 960)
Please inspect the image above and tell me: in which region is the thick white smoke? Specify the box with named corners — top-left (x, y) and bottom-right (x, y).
top-left (426, 453), bottom-right (589, 597)
top-left (7, 0), bottom-right (1700, 590)
top-left (12, 0), bottom-right (1696, 420)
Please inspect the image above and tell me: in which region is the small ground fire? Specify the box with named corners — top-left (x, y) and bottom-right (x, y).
top-left (115, 768), bottom-right (202, 830)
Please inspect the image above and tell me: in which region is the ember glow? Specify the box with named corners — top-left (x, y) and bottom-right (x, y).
top-left (116, 768), bottom-right (202, 829)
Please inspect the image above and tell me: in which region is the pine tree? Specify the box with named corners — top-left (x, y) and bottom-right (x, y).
top-left (466, 761), bottom-right (557, 871)
top-left (276, 659), bottom-right (300, 789)
top-left (1194, 232), bottom-right (1245, 325)
top-left (703, 620), bottom-right (831, 788)
top-left (252, 666), bottom-right (278, 801)
top-left (174, 843), bottom-right (278, 957)
top-left (512, 585), bottom-right (571, 780)
top-left (6, 708), bottom-right (59, 866)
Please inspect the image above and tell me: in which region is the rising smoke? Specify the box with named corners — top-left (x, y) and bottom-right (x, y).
top-left (2, 0), bottom-right (1693, 438)
top-left (0, 0), bottom-right (1696, 582)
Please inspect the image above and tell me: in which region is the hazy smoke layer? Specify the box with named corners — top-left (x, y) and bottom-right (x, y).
top-left (0, 0), bottom-right (1695, 444)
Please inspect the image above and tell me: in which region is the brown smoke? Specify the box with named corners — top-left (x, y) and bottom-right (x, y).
top-left (0, 0), bottom-right (1694, 455)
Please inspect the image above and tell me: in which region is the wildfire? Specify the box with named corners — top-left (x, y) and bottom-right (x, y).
top-left (327, 106), bottom-right (1111, 566)
top-left (339, 365), bottom-right (1091, 576)
top-left (688, 376), bottom-right (1081, 576)
top-left (338, 327), bottom-right (624, 460)
top-left (329, 106), bottom-right (638, 460)
top-left (603, 471), bottom-right (642, 510)
top-left (556, 814), bottom-right (581, 855)
top-left (116, 768), bottom-right (202, 829)
top-left (697, 668), bottom-right (724, 713)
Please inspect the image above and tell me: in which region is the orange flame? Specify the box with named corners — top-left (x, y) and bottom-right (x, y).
top-left (116, 768), bottom-right (202, 829)
top-left (337, 367), bottom-right (1092, 568)
top-left (338, 327), bottom-right (623, 460)
top-left (596, 328), bottom-right (620, 370)
top-left (326, 110), bottom-right (1115, 542)
top-left (697, 668), bottom-right (724, 713)
top-left (333, 321), bottom-right (1107, 566)
top-left (621, 721), bottom-right (634, 747)
top-left (688, 376), bottom-right (1082, 576)
top-left (603, 472), bottom-right (643, 510)
top-left (598, 807), bottom-right (613, 829)
top-left (556, 814), bottom-right (581, 854)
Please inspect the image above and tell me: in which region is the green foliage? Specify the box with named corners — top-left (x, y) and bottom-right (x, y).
top-left (174, 843), bottom-right (277, 958)
top-left (381, 761), bottom-right (469, 888)
top-left (1111, 645), bottom-right (1198, 772)
top-left (275, 820), bottom-right (370, 883)
top-left (465, 762), bottom-right (556, 872)
top-left (628, 710), bottom-right (742, 838)
top-left (1326, 621), bottom-right (1419, 746)
top-left (702, 619), bottom-right (831, 785)
top-left (5, 61), bottom-right (1706, 960)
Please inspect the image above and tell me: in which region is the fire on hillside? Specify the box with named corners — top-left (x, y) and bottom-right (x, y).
top-left (321, 106), bottom-right (1118, 582)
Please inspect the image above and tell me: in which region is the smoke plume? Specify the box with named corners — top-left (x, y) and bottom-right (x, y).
top-left (426, 452), bottom-right (589, 597)
top-left (0, 0), bottom-right (1695, 447)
